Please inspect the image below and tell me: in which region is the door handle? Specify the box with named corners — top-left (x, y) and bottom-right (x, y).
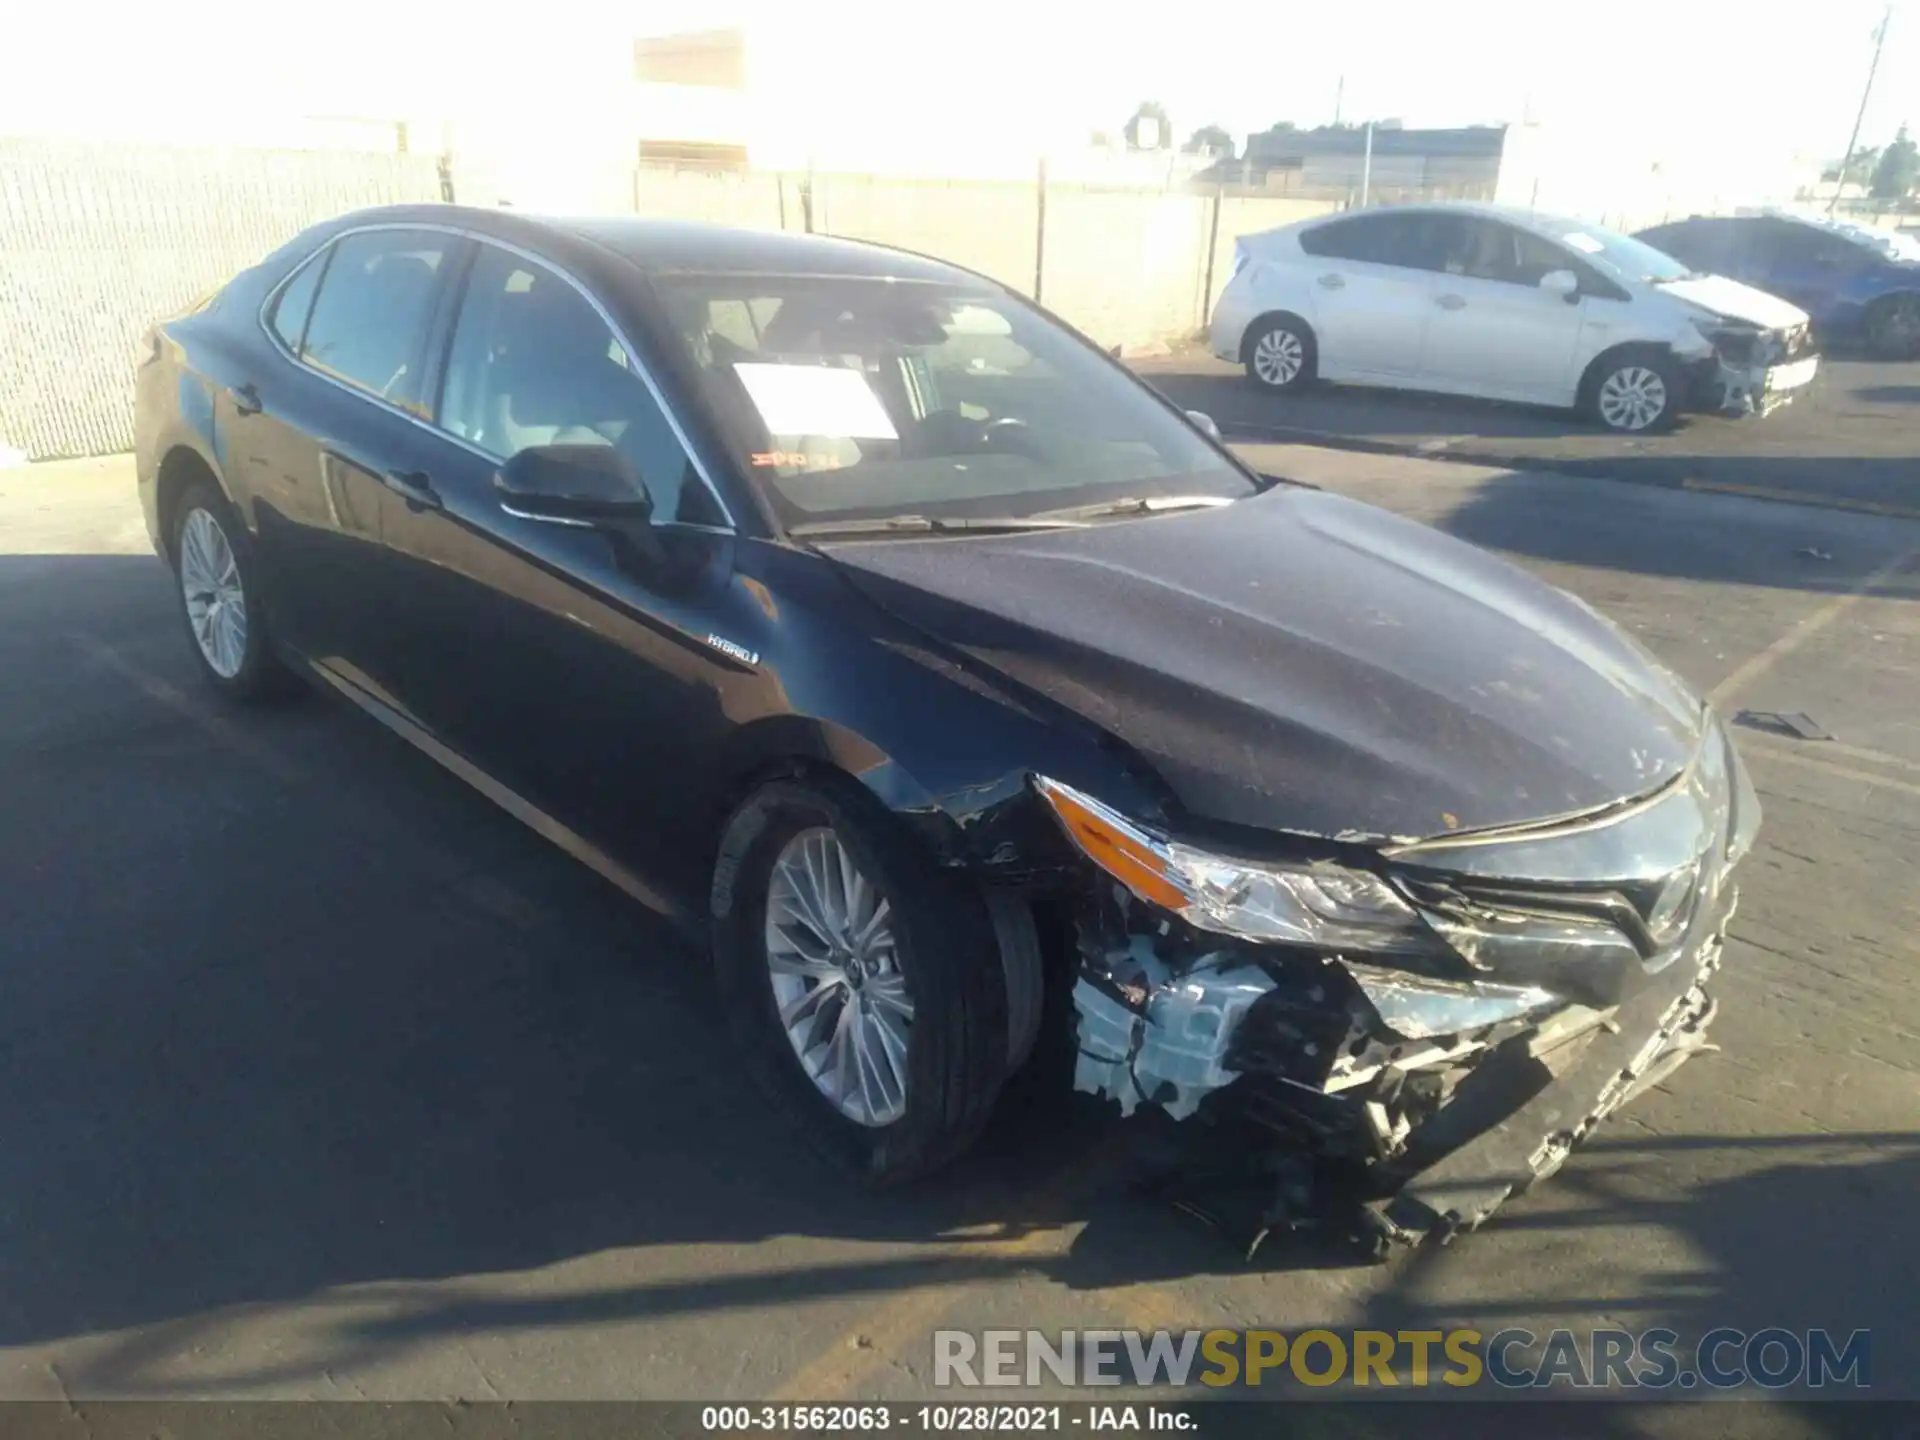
top-left (1435, 293), bottom-right (1467, 310)
top-left (1316, 273), bottom-right (1346, 290)
top-left (228, 382), bottom-right (262, 416)
top-left (384, 468), bottom-right (441, 512)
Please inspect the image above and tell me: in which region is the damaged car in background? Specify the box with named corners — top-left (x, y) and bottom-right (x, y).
top-left (137, 207), bottom-right (1761, 1259)
top-left (1207, 201), bottom-right (1818, 433)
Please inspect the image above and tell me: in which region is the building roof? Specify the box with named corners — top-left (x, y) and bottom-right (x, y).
top-left (1245, 125), bottom-right (1508, 163)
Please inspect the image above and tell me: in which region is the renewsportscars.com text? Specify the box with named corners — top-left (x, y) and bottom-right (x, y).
top-left (933, 1327), bottom-right (1871, 1391)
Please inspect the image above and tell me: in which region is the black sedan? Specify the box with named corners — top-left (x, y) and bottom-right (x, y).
top-left (136, 205), bottom-right (1759, 1245)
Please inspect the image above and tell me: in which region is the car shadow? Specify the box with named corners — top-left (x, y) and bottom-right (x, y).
top-left (1394, 462), bottom-right (1920, 602)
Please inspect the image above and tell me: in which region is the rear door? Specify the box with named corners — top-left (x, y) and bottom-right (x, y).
top-left (243, 227), bottom-right (461, 670)
top-left (1294, 211), bottom-right (1438, 381)
top-left (1419, 217), bottom-right (1593, 403)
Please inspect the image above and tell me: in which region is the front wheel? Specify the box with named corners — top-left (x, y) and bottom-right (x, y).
top-left (1588, 352), bottom-right (1680, 433)
top-left (710, 776), bottom-right (1008, 1185)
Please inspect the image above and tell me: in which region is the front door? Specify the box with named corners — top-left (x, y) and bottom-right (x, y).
top-left (370, 240), bottom-right (742, 898)
top-left (1418, 217), bottom-right (1590, 403)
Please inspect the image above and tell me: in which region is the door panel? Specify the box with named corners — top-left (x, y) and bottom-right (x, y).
top-left (1420, 221), bottom-right (1591, 402)
top-left (238, 228), bottom-right (460, 667)
top-left (1297, 213), bottom-right (1439, 379)
top-left (375, 241), bottom-right (743, 893)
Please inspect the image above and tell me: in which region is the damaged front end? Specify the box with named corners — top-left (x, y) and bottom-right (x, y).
top-left (1689, 317), bottom-right (1820, 417)
top-left (1036, 718), bottom-right (1760, 1253)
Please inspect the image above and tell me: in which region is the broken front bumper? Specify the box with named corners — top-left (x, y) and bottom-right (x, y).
top-left (1686, 327), bottom-right (1821, 417)
top-left (1070, 888), bottom-right (1737, 1251)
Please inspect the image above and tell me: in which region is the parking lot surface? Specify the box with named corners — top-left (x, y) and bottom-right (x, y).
top-left (1, 450), bottom-right (1916, 1424)
top-left (1139, 349), bottom-right (1920, 520)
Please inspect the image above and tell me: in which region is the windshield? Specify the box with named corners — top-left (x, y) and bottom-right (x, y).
top-left (1549, 221), bottom-right (1694, 283)
top-left (651, 274), bottom-right (1252, 532)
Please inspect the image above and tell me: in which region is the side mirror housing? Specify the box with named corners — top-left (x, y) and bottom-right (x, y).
top-left (1185, 409), bottom-right (1223, 442)
top-left (494, 444), bottom-right (652, 525)
top-left (1539, 269), bottom-right (1581, 302)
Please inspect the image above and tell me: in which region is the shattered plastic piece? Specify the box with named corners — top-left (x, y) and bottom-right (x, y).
top-left (1072, 958), bottom-right (1277, 1119)
top-left (1341, 962), bottom-right (1556, 1041)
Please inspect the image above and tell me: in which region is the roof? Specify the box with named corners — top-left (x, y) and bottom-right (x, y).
top-left (556, 215), bottom-right (969, 282)
top-left (317, 204), bottom-right (981, 284)
top-left (1246, 124), bottom-right (1508, 162)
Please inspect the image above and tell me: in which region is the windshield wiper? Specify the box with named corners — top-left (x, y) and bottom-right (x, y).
top-left (787, 513), bottom-right (1089, 539)
top-left (1033, 494), bottom-right (1236, 522)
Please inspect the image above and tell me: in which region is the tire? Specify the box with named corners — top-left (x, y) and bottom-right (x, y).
top-left (1243, 315), bottom-right (1316, 392)
top-left (1864, 293), bottom-right (1920, 359)
top-left (170, 480), bottom-right (289, 700)
top-left (1586, 350), bottom-right (1680, 434)
top-left (710, 775), bottom-right (1009, 1185)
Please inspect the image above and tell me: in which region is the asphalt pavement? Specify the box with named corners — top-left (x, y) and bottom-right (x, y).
top-left (1, 451), bottom-right (1916, 1423)
top-left (1137, 348), bottom-right (1920, 520)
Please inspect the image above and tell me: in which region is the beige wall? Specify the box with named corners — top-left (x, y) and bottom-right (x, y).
top-left (1, 138), bottom-right (442, 460)
top-left (3, 140), bottom-right (1337, 461)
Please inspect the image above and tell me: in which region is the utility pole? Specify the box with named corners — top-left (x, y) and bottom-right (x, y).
top-left (1334, 76), bottom-right (1344, 127)
top-left (1831, 3), bottom-right (1893, 216)
top-left (1360, 119), bottom-right (1374, 206)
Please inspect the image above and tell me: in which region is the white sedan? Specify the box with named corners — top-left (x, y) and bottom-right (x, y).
top-left (1208, 203), bottom-right (1818, 433)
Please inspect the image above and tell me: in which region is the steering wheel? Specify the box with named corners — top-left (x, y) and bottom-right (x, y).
top-left (982, 415), bottom-right (1048, 460)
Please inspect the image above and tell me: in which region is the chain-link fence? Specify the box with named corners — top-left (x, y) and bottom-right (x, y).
top-left (2, 138), bottom-right (442, 460)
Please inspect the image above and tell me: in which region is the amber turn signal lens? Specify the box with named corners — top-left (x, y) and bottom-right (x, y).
top-left (1036, 779), bottom-right (1190, 913)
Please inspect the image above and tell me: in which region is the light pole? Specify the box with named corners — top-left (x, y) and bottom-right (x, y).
top-left (1831, 3), bottom-right (1893, 216)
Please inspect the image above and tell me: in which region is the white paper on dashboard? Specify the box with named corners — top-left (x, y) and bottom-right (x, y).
top-left (732, 363), bottom-right (899, 440)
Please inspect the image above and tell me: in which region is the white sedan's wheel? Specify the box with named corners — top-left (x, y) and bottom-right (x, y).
top-left (1245, 318), bottom-right (1314, 391)
top-left (1595, 361), bottom-right (1675, 433)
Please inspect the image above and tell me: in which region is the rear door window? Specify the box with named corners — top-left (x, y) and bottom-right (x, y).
top-left (298, 229), bottom-right (454, 414)
top-left (1301, 214), bottom-right (1408, 266)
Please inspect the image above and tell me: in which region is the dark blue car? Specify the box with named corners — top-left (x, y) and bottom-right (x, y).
top-left (1635, 213), bottom-right (1920, 357)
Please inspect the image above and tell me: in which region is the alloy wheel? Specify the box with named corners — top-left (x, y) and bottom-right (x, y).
top-left (1596, 365), bottom-right (1668, 432)
top-left (179, 507), bottom-right (248, 679)
top-left (764, 827), bottom-right (913, 1127)
top-left (1252, 327), bottom-right (1305, 387)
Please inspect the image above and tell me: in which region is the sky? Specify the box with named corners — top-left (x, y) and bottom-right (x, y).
top-left (5, 0), bottom-right (1914, 168)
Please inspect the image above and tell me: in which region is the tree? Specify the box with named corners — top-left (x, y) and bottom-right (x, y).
top-left (1184, 124), bottom-right (1234, 157)
top-left (1871, 126), bottom-right (1918, 199)
top-left (1823, 146), bottom-right (1880, 184)
top-left (1124, 102), bottom-right (1172, 151)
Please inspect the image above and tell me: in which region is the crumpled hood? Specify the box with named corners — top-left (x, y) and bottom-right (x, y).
top-left (825, 488), bottom-right (1706, 843)
top-left (1659, 274), bottom-right (1810, 331)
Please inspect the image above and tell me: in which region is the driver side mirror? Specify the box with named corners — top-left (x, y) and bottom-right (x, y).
top-left (1539, 269), bottom-right (1581, 303)
top-left (494, 444), bottom-right (653, 526)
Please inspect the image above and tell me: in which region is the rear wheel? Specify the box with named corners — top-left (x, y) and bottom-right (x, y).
top-left (1865, 293), bottom-right (1920, 359)
top-left (1587, 351), bottom-right (1680, 433)
top-left (170, 481), bottom-right (288, 700)
top-left (710, 776), bottom-right (1008, 1184)
top-left (1243, 315), bottom-right (1316, 392)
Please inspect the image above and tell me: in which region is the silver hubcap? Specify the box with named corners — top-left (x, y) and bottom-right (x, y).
top-left (179, 508), bottom-right (248, 678)
top-left (1252, 327), bottom-right (1305, 386)
top-left (764, 828), bottom-right (912, 1128)
top-left (1597, 365), bottom-right (1668, 431)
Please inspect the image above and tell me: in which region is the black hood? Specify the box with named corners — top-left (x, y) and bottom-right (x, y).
top-left (823, 487), bottom-right (1705, 843)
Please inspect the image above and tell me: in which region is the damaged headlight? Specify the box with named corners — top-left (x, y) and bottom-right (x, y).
top-left (1034, 776), bottom-right (1434, 954)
